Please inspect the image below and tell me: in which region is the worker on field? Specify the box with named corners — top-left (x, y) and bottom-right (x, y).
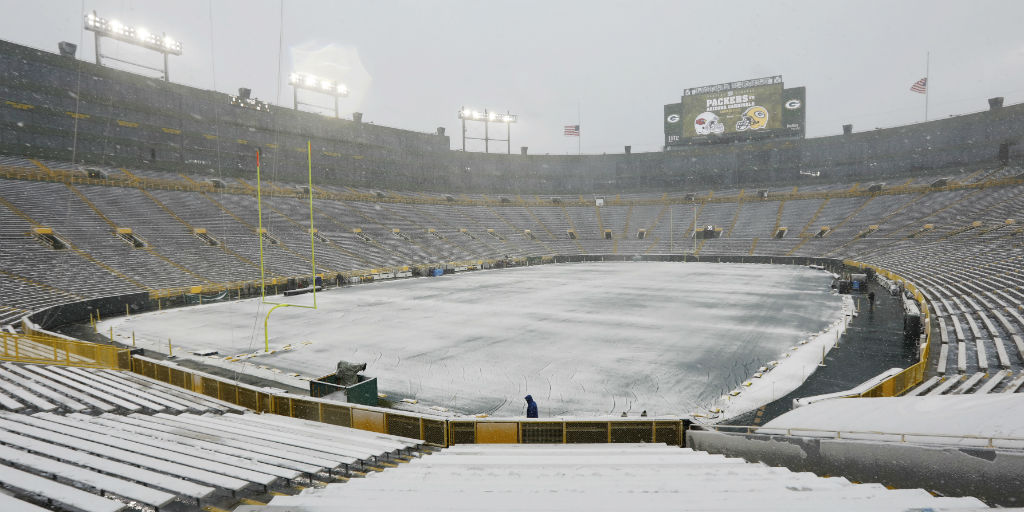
top-left (868, 291), bottom-right (876, 311)
top-left (524, 395), bottom-right (538, 418)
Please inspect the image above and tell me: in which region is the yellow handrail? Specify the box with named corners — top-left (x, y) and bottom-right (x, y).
top-left (845, 260), bottom-right (932, 397)
top-left (0, 332), bottom-right (129, 370)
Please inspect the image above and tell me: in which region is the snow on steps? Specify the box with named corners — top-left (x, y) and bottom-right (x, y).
top-left (239, 443), bottom-right (989, 512)
top-left (0, 362), bottom-right (236, 414)
top-left (0, 441), bottom-right (175, 508)
top-left (0, 461), bottom-right (124, 512)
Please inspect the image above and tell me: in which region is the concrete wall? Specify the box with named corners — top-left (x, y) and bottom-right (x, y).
top-left (687, 429), bottom-right (1024, 507)
top-left (0, 39), bottom-right (452, 189)
top-left (2, 38), bottom-right (1023, 194)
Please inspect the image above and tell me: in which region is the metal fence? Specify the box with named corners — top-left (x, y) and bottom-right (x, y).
top-left (693, 424), bottom-right (1024, 450)
top-left (449, 419), bottom-right (687, 446)
top-left (0, 331), bottom-right (129, 369)
top-left (130, 355), bottom-right (449, 446)
top-left (130, 355), bottom-right (686, 448)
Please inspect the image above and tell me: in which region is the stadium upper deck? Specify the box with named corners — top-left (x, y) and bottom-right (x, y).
top-left (1, 38), bottom-right (1023, 194)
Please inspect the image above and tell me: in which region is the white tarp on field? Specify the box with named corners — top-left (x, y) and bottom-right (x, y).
top-left (101, 262), bottom-right (844, 417)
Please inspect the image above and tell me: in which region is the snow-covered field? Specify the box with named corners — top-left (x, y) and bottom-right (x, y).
top-left (101, 262), bottom-right (844, 417)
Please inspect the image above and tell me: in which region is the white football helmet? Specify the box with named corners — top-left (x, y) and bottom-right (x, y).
top-left (694, 112), bottom-right (725, 135)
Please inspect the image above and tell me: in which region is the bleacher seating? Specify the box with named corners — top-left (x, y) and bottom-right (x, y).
top-left (0, 361), bottom-right (425, 511)
top-left (0, 162), bottom-right (1022, 392)
top-left (239, 443), bottom-right (988, 511)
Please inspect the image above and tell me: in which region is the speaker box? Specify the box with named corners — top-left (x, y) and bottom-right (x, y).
top-left (58, 41), bottom-right (77, 58)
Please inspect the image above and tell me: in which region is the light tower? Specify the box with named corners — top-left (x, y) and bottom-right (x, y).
top-left (458, 108), bottom-right (518, 154)
top-left (84, 11), bottom-right (181, 81)
top-left (289, 72), bottom-right (349, 118)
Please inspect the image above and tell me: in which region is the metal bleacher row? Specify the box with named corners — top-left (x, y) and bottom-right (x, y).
top-left (236, 443), bottom-right (989, 512)
top-left (844, 180), bottom-right (1024, 394)
top-left (0, 361), bottom-right (425, 512)
top-left (0, 159), bottom-right (1022, 379)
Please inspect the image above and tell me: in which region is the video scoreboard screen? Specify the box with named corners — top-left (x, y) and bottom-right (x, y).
top-left (665, 76), bottom-right (805, 146)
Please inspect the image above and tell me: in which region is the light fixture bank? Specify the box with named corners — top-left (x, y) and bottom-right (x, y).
top-left (289, 72), bottom-right (349, 97)
top-left (84, 12), bottom-right (182, 55)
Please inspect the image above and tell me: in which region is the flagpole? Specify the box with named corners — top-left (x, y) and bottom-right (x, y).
top-left (925, 51), bottom-right (930, 121)
top-left (577, 100), bottom-right (581, 156)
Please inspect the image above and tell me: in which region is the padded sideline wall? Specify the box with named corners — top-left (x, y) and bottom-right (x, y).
top-left (2, 39), bottom-right (1023, 194)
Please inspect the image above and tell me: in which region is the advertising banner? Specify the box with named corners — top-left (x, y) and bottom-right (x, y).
top-left (664, 103), bottom-right (684, 146)
top-left (665, 76), bottom-right (806, 146)
top-left (781, 86), bottom-right (806, 137)
top-left (682, 78), bottom-right (783, 138)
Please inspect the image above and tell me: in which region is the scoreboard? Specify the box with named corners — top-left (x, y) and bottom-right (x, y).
top-left (665, 76), bottom-right (805, 146)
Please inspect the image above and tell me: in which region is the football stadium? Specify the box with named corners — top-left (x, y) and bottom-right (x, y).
top-left (1, 3), bottom-right (1024, 511)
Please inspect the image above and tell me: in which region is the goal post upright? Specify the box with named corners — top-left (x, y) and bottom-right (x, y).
top-left (256, 141), bottom-right (319, 352)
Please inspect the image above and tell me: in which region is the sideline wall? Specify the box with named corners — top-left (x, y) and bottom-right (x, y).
top-left (129, 355), bottom-right (687, 448)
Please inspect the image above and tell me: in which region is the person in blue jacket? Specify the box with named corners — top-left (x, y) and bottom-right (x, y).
top-left (524, 395), bottom-right (538, 418)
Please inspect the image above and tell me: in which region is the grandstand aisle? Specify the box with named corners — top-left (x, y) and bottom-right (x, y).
top-left (727, 278), bottom-right (918, 425)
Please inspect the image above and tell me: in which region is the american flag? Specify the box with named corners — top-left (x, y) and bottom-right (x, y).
top-left (564, 124), bottom-right (580, 136)
top-left (910, 77), bottom-right (927, 94)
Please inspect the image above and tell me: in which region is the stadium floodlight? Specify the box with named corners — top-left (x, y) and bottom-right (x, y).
top-left (458, 107), bottom-right (518, 154)
top-left (84, 11), bottom-right (181, 81)
top-left (289, 71), bottom-right (350, 118)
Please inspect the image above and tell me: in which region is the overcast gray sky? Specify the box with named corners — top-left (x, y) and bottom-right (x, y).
top-left (2, 1), bottom-right (1023, 155)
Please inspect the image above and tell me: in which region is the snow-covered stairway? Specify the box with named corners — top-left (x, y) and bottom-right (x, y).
top-left (238, 443), bottom-right (992, 512)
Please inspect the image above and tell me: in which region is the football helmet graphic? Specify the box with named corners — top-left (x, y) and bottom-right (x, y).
top-left (735, 105), bottom-right (769, 131)
top-left (694, 112), bottom-right (725, 135)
